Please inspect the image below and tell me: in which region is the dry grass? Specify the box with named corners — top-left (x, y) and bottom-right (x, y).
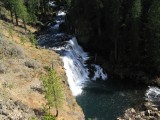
top-left (0, 10), bottom-right (84, 120)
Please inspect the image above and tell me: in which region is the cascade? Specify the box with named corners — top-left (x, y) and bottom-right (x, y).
top-left (38, 10), bottom-right (107, 96)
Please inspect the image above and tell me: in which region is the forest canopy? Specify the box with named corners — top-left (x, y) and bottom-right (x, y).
top-left (65, 0), bottom-right (160, 81)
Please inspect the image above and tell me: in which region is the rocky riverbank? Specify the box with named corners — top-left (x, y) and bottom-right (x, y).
top-left (117, 87), bottom-right (160, 120)
top-left (117, 102), bottom-right (160, 120)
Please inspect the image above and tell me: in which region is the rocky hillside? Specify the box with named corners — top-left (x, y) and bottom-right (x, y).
top-left (0, 18), bottom-right (84, 120)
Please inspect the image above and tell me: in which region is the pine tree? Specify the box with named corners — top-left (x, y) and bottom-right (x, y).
top-left (129, 0), bottom-right (142, 64)
top-left (26, 0), bottom-right (40, 22)
top-left (1, 0), bottom-right (29, 29)
top-left (1, 0), bottom-right (15, 23)
top-left (108, 0), bottom-right (122, 62)
top-left (13, 0), bottom-right (29, 29)
top-left (146, 0), bottom-right (160, 72)
top-left (41, 68), bottom-right (64, 117)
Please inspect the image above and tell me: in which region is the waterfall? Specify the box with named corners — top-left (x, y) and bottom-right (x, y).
top-left (61, 37), bottom-right (90, 96)
top-left (145, 86), bottom-right (160, 106)
top-left (38, 10), bottom-right (108, 96)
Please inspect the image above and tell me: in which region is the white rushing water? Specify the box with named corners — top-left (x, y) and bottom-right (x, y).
top-left (59, 37), bottom-right (107, 96)
top-left (92, 64), bottom-right (108, 81)
top-left (145, 86), bottom-right (160, 106)
top-left (61, 37), bottom-right (90, 96)
top-left (39, 10), bottom-right (108, 96)
top-left (57, 11), bottom-right (66, 16)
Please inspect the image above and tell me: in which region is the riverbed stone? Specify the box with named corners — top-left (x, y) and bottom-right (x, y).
top-left (145, 110), bottom-right (151, 116)
top-left (131, 108), bottom-right (136, 113)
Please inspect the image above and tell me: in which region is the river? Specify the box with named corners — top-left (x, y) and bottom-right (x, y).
top-left (37, 7), bottom-right (160, 120)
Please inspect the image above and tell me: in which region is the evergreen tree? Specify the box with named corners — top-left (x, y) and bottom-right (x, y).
top-left (146, 0), bottom-right (160, 72)
top-left (13, 0), bottom-right (29, 28)
top-left (26, 0), bottom-right (40, 22)
top-left (1, 0), bottom-right (15, 23)
top-left (107, 0), bottom-right (122, 62)
top-left (129, 0), bottom-right (142, 64)
top-left (41, 69), bottom-right (64, 117)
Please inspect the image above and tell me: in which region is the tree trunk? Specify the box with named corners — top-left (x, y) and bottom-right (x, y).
top-left (43, 0), bottom-right (46, 15)
top-left (52, 84), bottom-right (58, 118)
top-left (95, 53), bottom-right (97, 63)
top-left (10, 10), bottom-right (13, 23)
top-left (115, 38), bottom-right (118, 62)
top-left (15, 11), bottom-right (18, 26)
top-left (55, 106), bottom-right (58, 117)
top-left (23, 19), bottom-right (27, 31)
top-left (49, 106), bottom-right (51, 115)
top-left (0, 6), bottom-right (1, 18)
top-left (97, 12), bottom-right (102, 36)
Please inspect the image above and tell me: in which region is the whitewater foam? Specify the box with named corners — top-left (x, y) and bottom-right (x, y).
top-left (145, 86), bottom-right (160, 106)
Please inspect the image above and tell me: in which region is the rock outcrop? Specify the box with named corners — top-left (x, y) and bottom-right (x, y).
top-left (117, 102), bottom-right (160, 120)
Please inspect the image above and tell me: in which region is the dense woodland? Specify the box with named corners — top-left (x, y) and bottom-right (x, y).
top-left (66, 0), bottom-right (160, 83)
top-left (0, 0), bottom-right (160, 83)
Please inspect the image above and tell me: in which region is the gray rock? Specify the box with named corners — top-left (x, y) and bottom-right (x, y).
top-left (145, 110), bottom-right (151, 116)
top-left (140, 111), bottom-right (145, 116)
top-left (0, 99), bottom-right (37, 120)
top-left (131, 108), bottom-right (136, 113)
top-left (0, 62), bottom-right (7, 74)
top-left (25, 60), bottom-right (41, 69)
top-left (0, 115), bottom-right (9, 120)
top-left (155, 112), bottom-right (160, 117)
top-left (0, 37), bottom-right (24, 58)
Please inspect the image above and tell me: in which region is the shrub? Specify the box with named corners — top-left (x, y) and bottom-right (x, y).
top-left (0, 36), bottom-right (24, 58)
top-left (29, 33), bottom-right (38, 46)
top-left (25, 60), bottom-right (40, 69)
top-left (20, 36), bottom-right (27, 44)
top-left (43, 114), bottom-right (55, 120)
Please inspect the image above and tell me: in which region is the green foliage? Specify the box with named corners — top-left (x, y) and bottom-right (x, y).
top-left (148, 0), bottom-right (160, 30)
top-left (20, 35), bottom-right (27, 44)
top-left (65, 0), bottom-right (72, 7)
top-left (41, 68), bottom-right (64, 116)
top-left (1, 0), bottom-right (55, 25)
top-left (145, 0), bottom-right (160, 72)
top-left (8, 23), bottom-right (13, 40)
top-left (43, 114), bottom-right (55, 120)
top-left (29, 33), bottom-right (38, 46)
top-left (26, 0), bottom-right (40, 22)
top-left (68, 0), bottom-right (160, 78)
top-left (132, 0), bottom-right (142, 19)
top-left (30, 117), bottom-right (37, 120)
top-left (1, 0), bottom-right (14, 11)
